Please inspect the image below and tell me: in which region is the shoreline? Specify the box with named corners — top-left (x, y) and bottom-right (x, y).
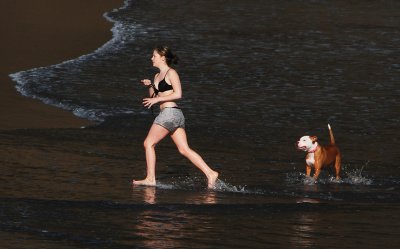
top-left (0, 0), bottom-right (124, 129)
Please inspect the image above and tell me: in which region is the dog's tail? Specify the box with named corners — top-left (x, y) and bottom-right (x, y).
top-left (328, 124), bottom-right (335, 144)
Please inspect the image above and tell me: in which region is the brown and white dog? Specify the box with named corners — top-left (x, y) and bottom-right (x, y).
top-left (296, 124), bottom-right (341, 180)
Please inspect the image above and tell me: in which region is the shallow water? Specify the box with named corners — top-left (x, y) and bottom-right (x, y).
top-left (1, 126), bottom-right (399, 248)
top-left (3, 0), bottom-right (400, 248)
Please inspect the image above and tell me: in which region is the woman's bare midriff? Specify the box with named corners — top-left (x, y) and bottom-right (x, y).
top-left (159, 90), bottom-right (178, 109)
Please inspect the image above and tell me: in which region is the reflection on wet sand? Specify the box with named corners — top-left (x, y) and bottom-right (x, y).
top-left (289, 212), bottom-right (322, 248)
top-left (131, 187), bottom-right (217, 248)
top-left (133, 186), bottom-right (218, 205)
top-left (134, 210), bottom-right (185, 248)
top-left (142, 187), bottom-right (156, 204)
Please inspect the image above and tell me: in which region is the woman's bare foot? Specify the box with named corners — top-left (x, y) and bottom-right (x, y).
top-left (207, 171), bottom-right (219, 189)
top-left (132, 178), bottom-right (156, 187)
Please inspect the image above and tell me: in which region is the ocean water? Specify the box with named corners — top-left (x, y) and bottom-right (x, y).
top-left (3, 0), bottom-right (400, 248)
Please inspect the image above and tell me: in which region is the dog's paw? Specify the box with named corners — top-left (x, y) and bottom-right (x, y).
top-left (329, 176), bottom-right (342, 184)
top-left (303, 176), bottom-right (317, 185)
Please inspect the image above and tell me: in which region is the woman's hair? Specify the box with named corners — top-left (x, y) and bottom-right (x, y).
top-left (154, 45), bottom-right (179, 66)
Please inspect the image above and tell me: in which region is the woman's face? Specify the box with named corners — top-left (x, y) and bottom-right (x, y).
top-left (151, 50), bottom-right (165, 68)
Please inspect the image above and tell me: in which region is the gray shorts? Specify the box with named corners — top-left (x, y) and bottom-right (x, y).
top-left (153, 107), bottom-right (185, 132)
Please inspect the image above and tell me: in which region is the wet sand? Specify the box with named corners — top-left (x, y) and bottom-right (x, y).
top-left (0, 0), bottom-right (123, 129)
top-left (1, 1), bottom-right (399, 248)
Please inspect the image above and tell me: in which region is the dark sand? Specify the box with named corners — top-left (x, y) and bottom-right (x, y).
top-left (0, 0), bottom-right (124, 129)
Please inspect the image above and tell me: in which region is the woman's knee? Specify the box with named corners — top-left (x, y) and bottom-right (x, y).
top-left (178, 146), bottom-right (192, 157)
top-left (144, 139), bottom-right (156, 149)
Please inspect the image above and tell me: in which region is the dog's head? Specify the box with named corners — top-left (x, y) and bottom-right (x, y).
top-left (297, 135), bottom-right (318, 152)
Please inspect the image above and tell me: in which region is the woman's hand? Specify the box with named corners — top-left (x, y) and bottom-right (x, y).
top-left (141, 79), bottom-right (152, 87)
top-left (143, 97), bottom-right (159, 108)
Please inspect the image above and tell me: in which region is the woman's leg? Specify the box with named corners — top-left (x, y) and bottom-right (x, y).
top-left (133, 124), bottom-right (170, 186)
top-left (170, 128), bottom-right (219, 188)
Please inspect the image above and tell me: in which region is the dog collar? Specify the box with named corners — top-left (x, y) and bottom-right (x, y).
top-left (308, 144), bottom-right (318, 153)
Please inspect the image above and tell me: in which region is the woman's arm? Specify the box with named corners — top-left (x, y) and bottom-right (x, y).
top-left (140, 77), bottom-right (155, 97)
top-left (143, 69), bottom-right (182, 108)
top-left (148, 84), bottom-right (155, 97)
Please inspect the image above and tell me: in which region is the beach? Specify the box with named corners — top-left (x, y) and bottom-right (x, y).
top-left (0, 0), bottom-right (123, 129)
top-left (1, 0), bottom-right (399, 248)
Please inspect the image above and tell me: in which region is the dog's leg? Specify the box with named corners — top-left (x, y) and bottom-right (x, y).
top-left (313, 164), bottom-right (322, 180)
top-left (335, 155), bottom-right (341, 180)
top-left (306, 165), bottom-right (312, 177)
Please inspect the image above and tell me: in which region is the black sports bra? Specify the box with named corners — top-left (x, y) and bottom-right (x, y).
top-left (152, 69), bottom-right (173, 95)
top-left (157, 78), bottom-right (173, 92)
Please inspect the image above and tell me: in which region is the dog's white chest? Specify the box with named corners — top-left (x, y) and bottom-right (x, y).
top-left (306, 153), bottom-right (315, 166)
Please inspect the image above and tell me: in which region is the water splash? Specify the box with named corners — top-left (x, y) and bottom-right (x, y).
top-left (213, 179), bottom-right (265, 194)
top-left (154, 178), bottom-right (263, 195)
top-left (286, 162), bottom-right (374, 186)
top-left (341, 161), bottom-right (373, 185)
top-left (213, 179), bottom-right (247, 192)
top-left (155, 183), bottom-right (176, 190)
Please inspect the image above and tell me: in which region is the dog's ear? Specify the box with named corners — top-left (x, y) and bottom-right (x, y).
top-left (310, 136), bottom-right (318, 143)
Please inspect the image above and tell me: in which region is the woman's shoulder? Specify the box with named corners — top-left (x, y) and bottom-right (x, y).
top-left (166, 68), bottom-right (180, 85)
top-left (165, 68), bottom-right (179, 79)
top-left (167, 67), bottom-right (177, 73)
top-left (167, 68), bottom-right (179, 77)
